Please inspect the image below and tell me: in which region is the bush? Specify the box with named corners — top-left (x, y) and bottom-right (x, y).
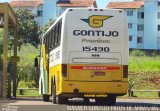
top-left (16, 44), bottom-right (40, 87)
top-left (0, 29), bottom-right (3, 70)
top-left (130, 50), bottom-right (146, 56)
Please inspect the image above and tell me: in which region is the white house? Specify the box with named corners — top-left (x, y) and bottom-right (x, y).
top-left (107, 0), bottom-right (160, 50)
top-left (42, 0), bottom-right (58, 26)
top-left (10, 0), bottom-right (43, 26)
top-left (10, 0), bottom-right (97, 27)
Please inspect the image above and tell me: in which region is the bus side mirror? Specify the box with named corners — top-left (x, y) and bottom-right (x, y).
top-left (34, 58), bottom-right (38, 67)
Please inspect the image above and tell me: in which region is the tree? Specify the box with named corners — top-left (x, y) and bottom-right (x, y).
top-left (43, 19), bottom-right (55, 32)
top-left (15, 44), bottom-right (40, 88)
top-left (0, 29), bottom-right (3, 70)
top-left (14, 9), bottom-right (40, 46)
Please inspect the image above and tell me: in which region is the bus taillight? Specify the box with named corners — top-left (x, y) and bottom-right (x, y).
top-left (62, 64), bottom-right (67, 77)
top-left (123, 65), bottom-right (128, 78)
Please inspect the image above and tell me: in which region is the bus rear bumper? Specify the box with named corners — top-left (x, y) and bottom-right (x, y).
top-left (59, 81), bottom-right (128, 97)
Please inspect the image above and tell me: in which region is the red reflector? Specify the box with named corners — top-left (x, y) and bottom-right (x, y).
top-left (100, 9), bottom-right (103, 11)
top-left (123, 65), bottom-right (128, 78)
top-left (62, 64), bottom-right (67, 77)
top-left (71, 66), bottom-right (120, 70)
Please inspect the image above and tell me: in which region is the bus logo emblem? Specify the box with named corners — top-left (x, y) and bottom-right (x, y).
top-left (81, 15), bottom-right (112, 28)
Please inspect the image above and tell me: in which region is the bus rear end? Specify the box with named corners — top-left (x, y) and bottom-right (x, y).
top-left (61, 9), bottom-right (128, 105)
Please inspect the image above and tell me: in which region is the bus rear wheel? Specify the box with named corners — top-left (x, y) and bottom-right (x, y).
top-left (84, 98), bottom-right (89, 105)
top-left (43, 94), bottom-right (50, 102)
top-left (95, 98), bottom-right (107, 105)
top-left (106, 95), bottom-right (116, 106)
top-left (52, 83), bottom-right (67, 104)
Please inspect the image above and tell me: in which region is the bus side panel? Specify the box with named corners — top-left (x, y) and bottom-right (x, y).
top-left (39, 44), bottom-right (48, 94)
top-left (48, 46), bottom-right (63, 95)
top-left (48, 64), bottom-right (62, 95)
top-left (61, 81), bottom-right (128, 95)
top-left (122, 15), bottom-right (129, 82)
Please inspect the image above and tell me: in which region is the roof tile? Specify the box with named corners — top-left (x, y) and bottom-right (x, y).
top-left (57, 0), bottom-right (96, 7)
top-left (10, 0), bottom-right (43, 7)
top-left (107, 1), bottom-right (144, 9)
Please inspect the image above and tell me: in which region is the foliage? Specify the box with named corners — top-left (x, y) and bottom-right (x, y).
top-left (129, 55), bottom-right (160, 71)
top-left (130, 50), bottom-right (146, 56)
top-left (128, 77), bottom-right (135, 89)
top-left (16, 89), bottom-right (41, 97)
top-left (15, 44), bottom-right (40, 87)
top-left (14, 9), bottom-right (40, 46)
top-left (129, 51), bottom-right (160, 90)
top-left (42, 19), bottom-right (55, 33)
top-left (0, 29), bottom-right (3, 70)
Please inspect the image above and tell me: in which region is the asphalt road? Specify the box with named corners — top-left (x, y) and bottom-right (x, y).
top-left (0, 98), bottom-right (160, 111)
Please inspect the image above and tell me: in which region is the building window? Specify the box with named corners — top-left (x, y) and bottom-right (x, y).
top-left (37, 10), bottom-right (43, 17)
top-left (158, 12), bottom-right (160, 19)
top-left (128, 23), bottom-right (132, 29)
top-left (158, 25), bottom-right (160, 31)
top-left (137, 37), bottom-right (143, 43)
top-left (129, 35), bottom-right (132, 41)
top-left (127, 10), bottom-right (133, 16)
top-left (137, 24), bottom-right (144, 31)
top-left (158, 1), bottom-right (160, 6)
top-left (138, 12), bottom-right (144, 19)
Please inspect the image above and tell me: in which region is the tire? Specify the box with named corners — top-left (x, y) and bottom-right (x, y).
top-left (95, 98), bottom-right (107, 105)
top-left (43, 94), bottom-right (50, 102)
top-left (84, 98), bottom-right (89, 105)
top-left (106, 95), bottom-right (116, 106)
top-left (57, 95), bottom-right (68, 104)
top-left (52, 83), bottom-right (67, 104)
top-left (52, 83), bottom-right (57, 104)
top-left (42, 81), bottom-right (50, 102)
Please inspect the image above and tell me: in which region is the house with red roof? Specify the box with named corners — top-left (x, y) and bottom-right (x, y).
top-left (10, 0), bottom-right (44, 26)
top-left (56, 0), bottom-right (97, 16)
top-left (10, 0), bottom-right (97, 27)
top-left (107, 1), bottom-right (160, 50)
top-left (57, 0), bottom-right (97, 16)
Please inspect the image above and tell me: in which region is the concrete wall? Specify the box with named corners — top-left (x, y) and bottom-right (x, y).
top-left (123, 0), bottom-right (160, 50)
top-left (43, 0), bottom-right (58, 26)
top-left (144, 0), bottom-right (158, 49)
top-left (35, 4), bottom-right (43, 27)
top-left (125, 9), bottom-right (138, 49)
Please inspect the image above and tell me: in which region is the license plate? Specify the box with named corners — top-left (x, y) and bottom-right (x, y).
top-left (94, 72), bottom-right (105, 76)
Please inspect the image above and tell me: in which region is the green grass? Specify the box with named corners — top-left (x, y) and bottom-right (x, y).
top-left (133, 92), bottom-right (159, 98)
top-left (129, 55), bottom-right (160, 90)
top-left (16, 89), bottom-right (41, 97)
top-left (129, 56), bottom-right (160, 71)
top-left (15, 50), bottom-right (160, 98)
top-left (121, 92), bottom-right (159, 98)
top-left (129, 50), bottom-right (160, 91)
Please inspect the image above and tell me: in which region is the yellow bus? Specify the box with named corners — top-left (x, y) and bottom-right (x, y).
top-left (36, 8), bottom-right (129, 105)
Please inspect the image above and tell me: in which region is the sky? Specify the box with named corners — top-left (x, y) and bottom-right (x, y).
top-left (0, 0), bottom-right (133, 8)
top-left (0, 0), bottom-right (10, 2)
top-left (97, 0), bottom-right (133, 8)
